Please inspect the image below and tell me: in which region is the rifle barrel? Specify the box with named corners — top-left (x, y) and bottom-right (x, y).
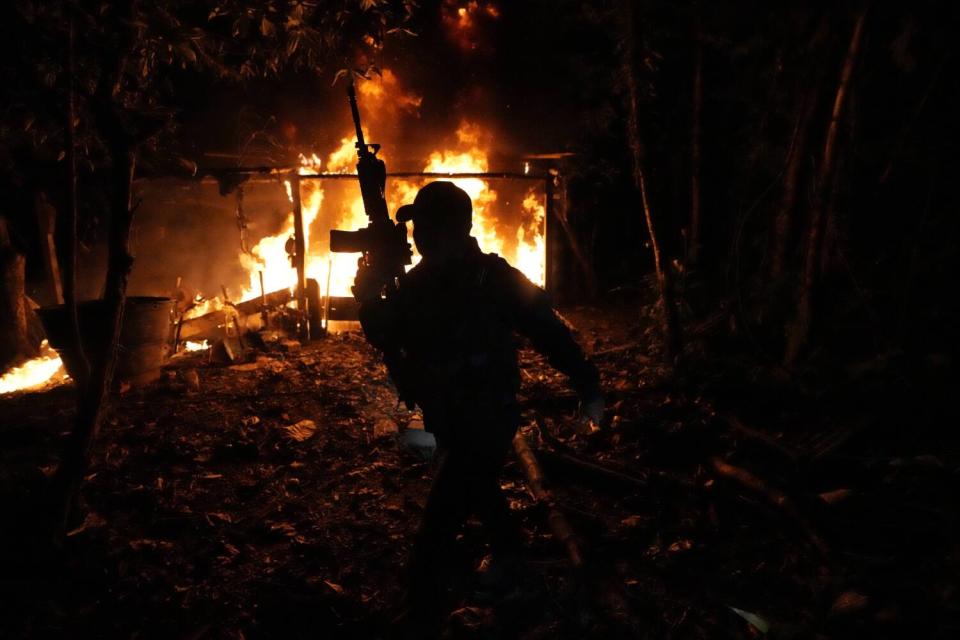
top-left (347, 80), bottom-right (366, 151)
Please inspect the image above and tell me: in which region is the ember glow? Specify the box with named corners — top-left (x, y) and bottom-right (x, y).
top-left (443, 1), bottom-right (500, 50)
top-left (0, 340), bottom-right (68, 395)
top-left (183, 340), bottom-right (210, 352)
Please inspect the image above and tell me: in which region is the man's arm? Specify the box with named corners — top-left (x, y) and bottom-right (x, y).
top-left (495, 261), bottom-right (602, 414)
top-left (355, 268), bottom-right (416, 409)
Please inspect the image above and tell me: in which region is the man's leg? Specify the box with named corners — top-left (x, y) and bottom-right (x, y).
top-left (403, 448), bottom-right (472, 616)
top-left (471, 470), bottom-right (523, 557)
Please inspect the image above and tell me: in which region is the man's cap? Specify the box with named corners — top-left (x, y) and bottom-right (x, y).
top-left (396, 181), bottom-right (472, 227)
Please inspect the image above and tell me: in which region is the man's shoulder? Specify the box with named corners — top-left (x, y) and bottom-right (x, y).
top-left (402, 251), bottom-right (533, 296)
top-left (477, 251), bottom-right (513, 276)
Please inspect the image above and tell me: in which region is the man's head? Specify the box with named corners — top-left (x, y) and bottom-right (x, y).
top-left (396, 181), bottom-right (473, 260)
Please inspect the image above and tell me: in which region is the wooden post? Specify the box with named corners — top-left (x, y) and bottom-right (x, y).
top-left (289, 172), bottom-right (308, 338)
top-left (545, 174), bottom-right (557, 296)
top-left (547, 172), bottom-right (597, 300)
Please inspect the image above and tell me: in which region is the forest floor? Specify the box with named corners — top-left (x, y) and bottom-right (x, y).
top-left (0, 304), bottom-right (957, 639)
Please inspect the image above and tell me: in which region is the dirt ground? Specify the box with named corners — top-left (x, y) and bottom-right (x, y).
top-left (0, 305), bottom-right (957, 638)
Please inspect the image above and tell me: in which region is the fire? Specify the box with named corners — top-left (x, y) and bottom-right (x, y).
top-left (183, 340), bottom-right (209, 352)
top-left (0, 341), bottom-right (68, 395)
top-left (233, 122), bottom-right (545, 304)
top-left (419, 126), bottom-right (502, 258)
top-left (235, 142), bottom-right (373, 302)
top-left (187, 72), bottom-right (545, 321)
top-left (357, 69), bottom-right (422, 116)
top-left (183, 295), bottom-right (222, 320)
top-left (325, 135), bottom-right (363, 174)
top-left (398, 122), bottom-right (546, 287)
top-left (303, 141), bottom-right (373, 298)
top-left (443, 1), bottom-right (500, 50)
top-left (516, 188), bottom-right (547, 287)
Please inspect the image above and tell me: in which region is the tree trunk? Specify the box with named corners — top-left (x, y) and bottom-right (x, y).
top-left (64, 12), bottom-right (88, 384)
top-left (819, 147), bottom-right (846, 277)
top-left (52, 145), bottom-right (137, 535)
top-left (688, 25), bottom-right (703, 268)
top-left (622, 0), bottom-right (683, 365)
top-left (769, 82), bottom-right (821, 282)
top-left (0, 219), bottom-right (38, 370)
top-left (785, 9), bottom-right (866, 364)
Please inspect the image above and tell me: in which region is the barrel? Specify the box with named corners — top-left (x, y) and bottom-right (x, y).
top-left (37, 296), bottom-right (175, 387)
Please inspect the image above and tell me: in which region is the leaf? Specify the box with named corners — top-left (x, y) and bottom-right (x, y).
top-left (66, 512), bottom-right (106, 537)
top-left (620, 515), bottom-right (644, 528)
top-left (260, 16), bottom-right (275, 37)
top-left (729, 607), bottom-right (770, 634)
top-left (323, 580), bottom-right (344, 594)
top-left (332, 68), bottom-right (349, 86)
top-left (386, 27), bottom-right (418, 37)
top-left (286, 36), bottom-right (300, 57)
top-left (284, 419), bottom-right (317, 442)
top-left (176, 43), bottom-right (197, 64)
top-left (177, 157), bottom-right (198, 175)
top-left (206, 511), bottom-right (234, 524)
top-left (831, 591), bottom-right (869, 615)
top-left (819, 488), bottom-right (852, 505)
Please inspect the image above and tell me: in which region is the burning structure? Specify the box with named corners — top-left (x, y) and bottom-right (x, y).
top-left (2, 67), bottom-right (563, 385)
top-left (142, 133), bottom-right (557, 358)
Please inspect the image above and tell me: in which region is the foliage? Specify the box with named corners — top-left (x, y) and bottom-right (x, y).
top-left (0, 0), bottom-right (418, 185)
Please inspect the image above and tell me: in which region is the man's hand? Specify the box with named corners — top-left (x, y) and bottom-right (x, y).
top-left (578, 393), bottom-right (605, 431)
top-left (352, 258), bottom-right (383, 304)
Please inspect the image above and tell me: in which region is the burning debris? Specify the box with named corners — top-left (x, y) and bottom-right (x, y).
top-left (0, 340), bottom-right (68, 395)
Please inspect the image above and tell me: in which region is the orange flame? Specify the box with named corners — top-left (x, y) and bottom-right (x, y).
top-left (0, 341), bottom-right (68, 395)
top-left (183, 340), bottom-right (209, 352)
top-left (197, 72), bottom-right (545, 317)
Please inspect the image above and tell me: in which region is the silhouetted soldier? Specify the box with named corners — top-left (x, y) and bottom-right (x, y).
top-left (354, 181), bottom-right (602, 631)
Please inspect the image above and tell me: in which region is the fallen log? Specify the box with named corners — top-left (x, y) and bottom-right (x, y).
top-left (710, 456), bottom-right (828, 557)
top-left (589, 342), bottom-right (642, 358)
top-left (722, 414), bottom-right (799, 468)
top-left (513, 432), bottom-right (584, 568)
top-left (535, 445), bottom-right (647, 491)
top-left (533, 415), bottom-right (647, 490)
top-left (514, 431), bottom-right (640, 632)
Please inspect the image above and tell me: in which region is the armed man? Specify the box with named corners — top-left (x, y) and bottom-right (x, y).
top-left (333, 78), bottom-right (602, 631)
top-left (353, 181), bottom-right (603, 628)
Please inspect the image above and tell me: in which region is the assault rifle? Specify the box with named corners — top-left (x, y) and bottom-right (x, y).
top-left (329, 78), bottom-right (411, 300)
top-left (330, 77), bottom-right (415, 408)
